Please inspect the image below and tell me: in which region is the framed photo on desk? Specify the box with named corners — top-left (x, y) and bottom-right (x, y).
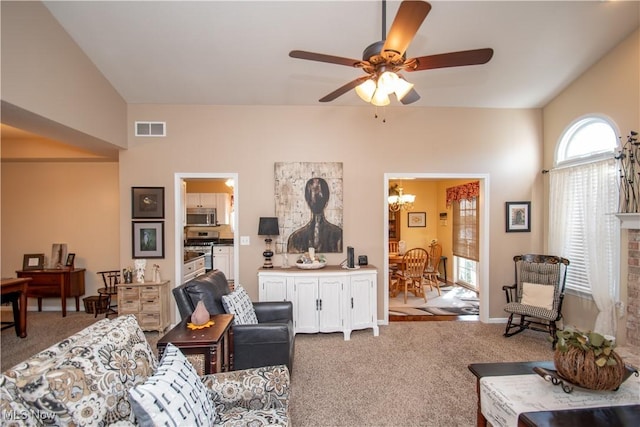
top-left (65, 253), bottom-right (76, 268)
top-left (22, 254), bottom-right (44, 270)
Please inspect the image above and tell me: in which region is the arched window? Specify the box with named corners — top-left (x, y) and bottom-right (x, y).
top-left (548, 115), bottom-right (619, 335)
top-left (556, 116), bottom-right (618, 166)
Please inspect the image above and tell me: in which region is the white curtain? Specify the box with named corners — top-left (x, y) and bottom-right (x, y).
top-left (548, 159), bottom-right (619, 336)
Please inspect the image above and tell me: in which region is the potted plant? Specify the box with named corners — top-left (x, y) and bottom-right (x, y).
top-left (554, 327), bottom-right (627, 390)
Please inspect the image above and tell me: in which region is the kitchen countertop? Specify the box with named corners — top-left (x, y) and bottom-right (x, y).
top-left (184, 252), bottom-right (205, 263)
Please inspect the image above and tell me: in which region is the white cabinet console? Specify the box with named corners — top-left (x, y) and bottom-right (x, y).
top-left (258, 265), bottom-right (378, 340)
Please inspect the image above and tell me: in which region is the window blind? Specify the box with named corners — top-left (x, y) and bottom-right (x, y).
top-left (452, 197), bottom-right (479, 261)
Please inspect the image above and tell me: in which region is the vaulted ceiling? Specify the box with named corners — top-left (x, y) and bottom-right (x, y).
top-left (2, 1), bottom-right (639, 155)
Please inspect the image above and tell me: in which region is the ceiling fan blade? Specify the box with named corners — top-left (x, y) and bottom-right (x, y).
top-left (319, 76), bottom-right (371, 102)
top-left (382, 1), bottom-right (431, 59)
top-left (400, 88), bottom-right (421, 105)
top-left (289, 50), bottom-right (361, 67)
top-left (408, 48), bottom-right (494, 71)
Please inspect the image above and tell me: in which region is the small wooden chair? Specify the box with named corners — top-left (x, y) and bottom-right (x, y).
top-left (422, 243), bottom-right (443, 300)
top-left (97, 270), bottom-right (120, 318)
top-left (392, 248), bottom-right (429, 304)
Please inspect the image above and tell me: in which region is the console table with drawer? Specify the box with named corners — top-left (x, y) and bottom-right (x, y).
top-left (16, 268), bottom-right (85, 317)
top-left (117, 280), bottom-right (170, 332)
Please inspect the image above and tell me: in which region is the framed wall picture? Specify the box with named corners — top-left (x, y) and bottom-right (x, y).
top-left (132, 221), bottom-right (165, 258)
top-left (132, 187), bottom-right (165, 219)
top-left (22, 254), bottom-right (44, 270)
top-left (408, 212), bottom-right (426, 228)
top-left (506, 201), bottom-right (531, 232)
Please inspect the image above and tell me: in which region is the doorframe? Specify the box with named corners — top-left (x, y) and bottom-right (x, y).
top-left (383, 173), bottom-right (490, 324)
top-left (173, 172), bottom-right (239, 297)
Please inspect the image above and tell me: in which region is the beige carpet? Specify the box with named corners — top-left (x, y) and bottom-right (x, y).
top-left (3, 311), bottom-right (639, 426)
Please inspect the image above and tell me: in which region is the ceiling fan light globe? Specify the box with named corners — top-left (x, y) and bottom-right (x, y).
top-left (394, 77), bottom-right (414, 101)
top-left (378, 71), bottom-right (400, 95)
top-left (355, 79), bottom-right (376, 103)
top-left (371, 89), bottom-right (390, 106)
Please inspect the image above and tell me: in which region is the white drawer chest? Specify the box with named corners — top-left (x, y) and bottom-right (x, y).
top-left (117, 280), bottom-right (170, 332)
top-left (258, 265), bottom-right (378, 340)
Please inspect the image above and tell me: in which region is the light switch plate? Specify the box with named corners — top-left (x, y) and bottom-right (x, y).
top-left (240, 236), bottom-right (250, 245)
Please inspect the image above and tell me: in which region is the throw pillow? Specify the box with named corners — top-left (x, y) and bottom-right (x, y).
top-left (221, 285), bottom-right (258, 325)
top-left (129, 343), bottom-right (217, 426)
top-left (521, 282), bottom-right (555, 310)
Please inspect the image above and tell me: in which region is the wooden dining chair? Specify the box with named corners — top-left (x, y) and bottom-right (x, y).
top-left (96, 270), bottom-right (120, 318)
top-left (421, 243), bottom-right (443, 300)
top-left (388, 241), bottom-right (401, 296)
top-left (392, 248), bottom-right (429, 304)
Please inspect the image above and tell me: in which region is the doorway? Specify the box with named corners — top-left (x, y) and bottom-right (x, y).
top-left (173, 173), bottom-right (239, 294)
top-left (383, 173), bottom-right (490, 324)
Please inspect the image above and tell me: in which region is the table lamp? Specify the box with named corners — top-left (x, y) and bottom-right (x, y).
top-left (258, 217), bottom-right (279, 268)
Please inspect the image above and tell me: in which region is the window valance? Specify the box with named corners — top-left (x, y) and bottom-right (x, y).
top-left (446, 181), bottom-right (480, 207)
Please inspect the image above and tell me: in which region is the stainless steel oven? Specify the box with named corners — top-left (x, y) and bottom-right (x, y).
top-left (184, 229), bottom-right (219, 270)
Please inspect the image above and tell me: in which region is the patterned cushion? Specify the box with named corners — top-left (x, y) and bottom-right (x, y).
top-left (13, 315), bottom-right (157, 426)
top-left (521, 282), bottom-right (555, 310)
top-left (0, 374), bottom-right (41, 427)
top-left (221, 285), bottom-right (258, 325)
top-left (129, 343), bottom-right (217, 426)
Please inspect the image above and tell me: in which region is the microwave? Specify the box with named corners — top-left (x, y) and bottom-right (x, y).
top-left (186, 208), bottom-right (217, 226)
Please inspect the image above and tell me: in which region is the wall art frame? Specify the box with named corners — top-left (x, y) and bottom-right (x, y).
top-left (408, 212), bottom-right (426, 228)
top-left (506, 201), bottom-right (531, 232)
top-left (132, 187), bottom-right (165, 219)
top-left (132, 221), bottom-right (165, 258)
top-left (22, 254), bottom-right (44, 270)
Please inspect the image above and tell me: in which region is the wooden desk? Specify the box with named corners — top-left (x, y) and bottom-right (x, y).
top-left (16, 268), bottom-right (86, 317)
top-left (468, 361), bottom-right (640, 427)
top-left (0, 278), bottom-right (30, 337)
top-left (157, 314), bottom-right (233, 375)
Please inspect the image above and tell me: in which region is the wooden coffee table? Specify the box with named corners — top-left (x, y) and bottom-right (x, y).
top-left (157, 313), bottom-right (233, 375)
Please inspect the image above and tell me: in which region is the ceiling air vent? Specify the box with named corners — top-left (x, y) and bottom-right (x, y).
top-left (135, 121), bottom-right (166, 137)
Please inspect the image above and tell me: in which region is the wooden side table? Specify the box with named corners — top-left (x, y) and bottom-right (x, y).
top-left (157, 313), bottom-right (233, 375)
top-left (16, 268), bottom-right (85, 317)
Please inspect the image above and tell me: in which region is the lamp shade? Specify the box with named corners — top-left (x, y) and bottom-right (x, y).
top-left (258, 217), bottom-right (279, 236)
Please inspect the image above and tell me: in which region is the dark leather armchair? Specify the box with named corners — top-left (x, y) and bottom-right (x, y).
top-left (173, 270), bottom-right (294, 372)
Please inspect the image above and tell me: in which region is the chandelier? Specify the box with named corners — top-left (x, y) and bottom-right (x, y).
top-left (388, 185), bottom-right (415, 212)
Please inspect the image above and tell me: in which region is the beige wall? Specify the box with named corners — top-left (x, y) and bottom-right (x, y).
top-left (1, 1), bottom-right (127, 154)
top-left (542, 29), bottom-right (640, 338)
top-left (120, 104), bottom-right (543, 321)
top-left (1, 2), bottom-right (635, 333)
top-left (1, 162), bottom-right (120, 310)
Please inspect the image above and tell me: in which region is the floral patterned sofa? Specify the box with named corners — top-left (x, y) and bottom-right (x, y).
top-left (0, 314), bottom-right (290, 426)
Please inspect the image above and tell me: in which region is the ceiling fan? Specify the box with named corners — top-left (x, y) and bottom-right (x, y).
top-left (289, 0), bottom-right (494, 106)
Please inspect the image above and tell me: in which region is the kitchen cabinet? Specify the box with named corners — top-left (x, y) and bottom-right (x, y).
top-left (186, 192), bottom-right (231, 224)
top-left (213, 246), bottom-right (232, 281)
top-left (186, 193), bottom-right (216, 208)
top-left (258, 265), bottom-right (378, 340)
top-left (183, 255), bottom-right (206, 284)
top-left (117, 280), bottom-right (170, 332)
top-left (215, 193), bottom-right (231, 225)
